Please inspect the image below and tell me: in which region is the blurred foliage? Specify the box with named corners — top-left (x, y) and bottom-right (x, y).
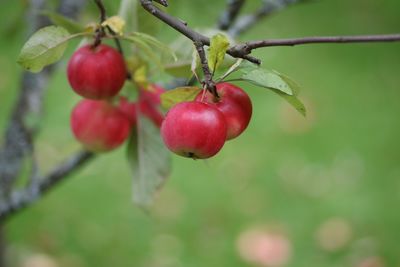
top-left (1, 0), bottom-right (400, 267)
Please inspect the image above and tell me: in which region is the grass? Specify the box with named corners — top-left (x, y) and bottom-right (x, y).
top-left (1, 0), bottom-right (400, 266)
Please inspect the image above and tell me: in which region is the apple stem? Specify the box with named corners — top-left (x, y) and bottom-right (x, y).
top-left (92, 0), bottom-right (130, 80)
top-left (194, 42), bottom-right (220, 100)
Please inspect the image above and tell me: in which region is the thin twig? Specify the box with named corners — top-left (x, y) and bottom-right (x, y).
top-left (139, 0), bottom-right (261, 64)
top-left (194, 42), bottom-right (219, 98)
top-left (232, 34), bottom-right (400, 54)
top-left (94, 0), bottom-right (107, 22)
top-left (93, 0), bottom-right (130, 78)
top-left (93, 0), bottom-right (107, 47)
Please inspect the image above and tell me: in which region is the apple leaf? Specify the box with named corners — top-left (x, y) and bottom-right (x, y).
top-left (102, 16), bottom-right (126, 35)
top-left (277, 71), bottom-right (302, 96)
top-left (130, 32), bottom-right (177, 61)
top-left (41, 11), bottom-right (85, 34)
top-left (277, 91), bottom-right (306, 116)
top-left (272, 72), bottom-right (306, 116)
top-left (222, 60), bottom-right (306, 116)
top-left (127, 112), bottom-right (171, 208)
top-left (160, 86), bottom-right (202, 110)
top-left (122, 35), bottom-right (163, 68)
top-left (218, 58), bottom-right (244, 81)
top-left (241, 68), bottom-right (294, 95)
top-left (17, 26), bottom-right (72, 73)
top-left (164, 61), bottom-right (192, 77)
top-left (208, 33), bottom-right (230, 72)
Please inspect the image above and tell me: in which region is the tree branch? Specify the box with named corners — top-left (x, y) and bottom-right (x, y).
top-left (94, 0), bottom-right (107, 22)
top-left (194, 42), bottom-right (219, 98)
top-left (0, 0), bottom-right (52, 205)
top-left (0, 0), bottom-right (88, 223)
top-left (139, 0), bottom-right (261, 64)
top-left (217, 0), bottom-right (246, 31)
top-left (230, 34), bottom-right (400, 55)
top-left (0, 150), bottom-right (94, 222)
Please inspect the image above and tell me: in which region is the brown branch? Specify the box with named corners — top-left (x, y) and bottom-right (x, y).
top-left (0, 150), bottom-right (94, 222)
top-left (0, 0), bottom-right (88, 223)
top-left (194, 42), bottom-right (219, 98)
top-left (0, 1), bottom-right (52, 205)
top-left (93, 0), bottom-right (129, 79)
top-left (94, 0), bottom-right (107, 22)
top-left (228, 34), bottom-right (400, 56)
top-left (139, 0), bottom-right (261, 64)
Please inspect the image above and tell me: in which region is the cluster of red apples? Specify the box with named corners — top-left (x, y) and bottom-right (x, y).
top-left (67, 43), bottom-right (253, 159)
top-left (67, 43), bottom-right (165, 152)
top-left (161, 83), bottom-right (252, 159)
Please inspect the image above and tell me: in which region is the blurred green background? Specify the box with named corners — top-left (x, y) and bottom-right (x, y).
top-left (1, 0), bottom-right (400, 266)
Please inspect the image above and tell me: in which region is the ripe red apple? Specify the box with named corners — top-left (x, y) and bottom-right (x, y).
top-left (118, 96), bottom-right (137, 126)
top-left (71, 99), bottom-right (131, 152)
top-left (195, 82), bottom-right (252, 140)
top-left (67, 44), bottom-right (127, 99)
top-left (138, 84), bottom-right (166, 127)
top-left (161, 101), bottom-right (227, 159)
top-left (118, 84), bottom-right (165, 128)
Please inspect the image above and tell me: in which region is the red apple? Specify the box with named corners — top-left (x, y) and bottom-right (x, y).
top-left (118, 96), bottom-right (137, 126)
top-left (161, 101), bottom-right (227, 159)
top-left (67, 44), bottom-right (126, 99)
top-left (71, 99), bottom-right (131, 152)
top-left (138, 84), bottom-right (166, 127)
top-left (195, 82), bottom-right (252, 140)
top-left (118, 84), bottom-right (165, 128)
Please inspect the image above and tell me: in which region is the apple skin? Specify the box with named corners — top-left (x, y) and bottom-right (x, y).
top-left (67, 44), bottom-right (126, 99)
top-left (161, 101), bottom-right (227, 159)
top-left (195, 82), bottom-right (252, 140)
top-left (119, 96), bottom-right (137, 126)
top-left (138, 84), bottom-right (166, 127)
top-left (118, 84), bottom-right (166, 127)
top-left (71, 99), bottom-right (131, 152)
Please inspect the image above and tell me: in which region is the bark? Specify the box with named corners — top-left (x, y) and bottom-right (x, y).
top-left (0, 225), bottom-right (5, 267)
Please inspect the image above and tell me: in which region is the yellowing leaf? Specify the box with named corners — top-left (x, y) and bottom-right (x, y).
top-left (208, 33), bottom-right (230, 72)
top-left (161, 87), bottom-right (201, 109)
top-left (133, 65), bottom-right (148, 88)
top-left (84, 22), bottom-right (99, 34)
top-left (101, 16), bottom-right (126, 35)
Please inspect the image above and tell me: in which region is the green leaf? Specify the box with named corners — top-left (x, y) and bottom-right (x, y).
top-left (218, 58), bottom-right (243, 81)
top-left (127, 112), bottom-right (171, 208)
top-left (276, 91), bottom-right (306, 117)
top-left (41, 11), bottom-right (85, 33)
top-left (241, 69), bottom-right (294, 95)
top-left (277, 71), bottom-right (302, 95)
top-left (164, 61), bottom-right (192, 77)
top-left (208, 33), bottom-right (230, 72)
top-left (131, 32), bottom-right (177, 61)
top-left (122, 35), bottom-right (163, 69)
top-left (17, 26), bottom-right (72, 72)
top-left (225, 60), bottom-right (306, 116)
top-left (161, 87), bottom-right (201, 109)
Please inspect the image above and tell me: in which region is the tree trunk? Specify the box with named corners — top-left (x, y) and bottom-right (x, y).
top-left (0, 225), bottom-right (5, 267)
